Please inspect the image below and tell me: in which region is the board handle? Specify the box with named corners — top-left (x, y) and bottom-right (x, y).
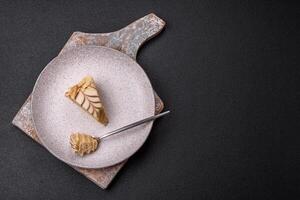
top-left (62, 13), bottom-right (166, 60)
top-left (111, 13), bottom-right (166, 59)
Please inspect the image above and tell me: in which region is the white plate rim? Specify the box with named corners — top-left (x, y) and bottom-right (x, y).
top-left (31, 45), bottom-right (155, 168)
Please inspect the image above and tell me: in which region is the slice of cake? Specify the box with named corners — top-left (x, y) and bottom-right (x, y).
top-left (65, 76), bottom-right (108, 125)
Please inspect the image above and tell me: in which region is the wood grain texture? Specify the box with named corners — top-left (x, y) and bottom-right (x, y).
top-left (12, 13), bottom-right (165, 189)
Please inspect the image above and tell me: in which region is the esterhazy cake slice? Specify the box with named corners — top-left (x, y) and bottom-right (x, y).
top-left (65, 76), bottom-right (108, 125)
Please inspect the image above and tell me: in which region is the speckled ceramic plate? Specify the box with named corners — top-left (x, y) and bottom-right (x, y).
top-left (31, 46), bottom-right (155, 169)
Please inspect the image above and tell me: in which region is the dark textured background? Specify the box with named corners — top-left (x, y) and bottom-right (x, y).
top-left (0, 1), bottom-right (299, 199)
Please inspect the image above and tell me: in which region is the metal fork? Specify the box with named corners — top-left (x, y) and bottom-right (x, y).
top-left (96, 110), bottom-right (170, 140)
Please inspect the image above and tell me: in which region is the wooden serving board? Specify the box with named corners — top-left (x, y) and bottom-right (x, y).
top-left (12, 13), bottom-right (165, 189)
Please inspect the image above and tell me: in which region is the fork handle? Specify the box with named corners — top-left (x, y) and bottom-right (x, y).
top-left (99, 111), bottom-right (170, 140)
